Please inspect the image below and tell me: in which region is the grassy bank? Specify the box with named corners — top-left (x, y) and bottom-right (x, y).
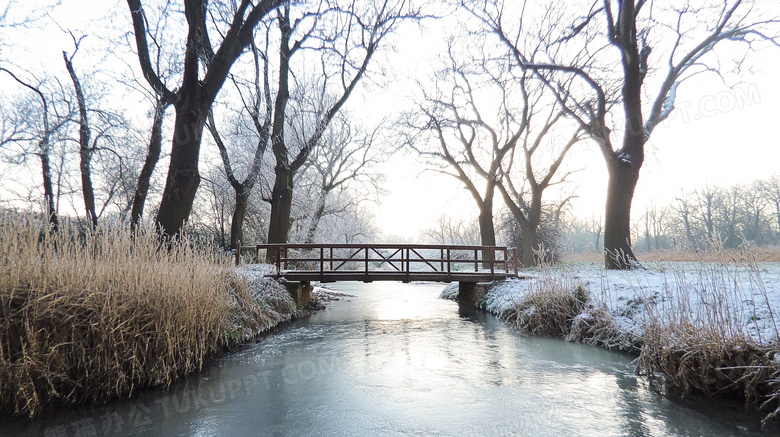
top-left (0, 214), bottom-right (296, 419)
top-left (444, 252), bottom-right (780, 425)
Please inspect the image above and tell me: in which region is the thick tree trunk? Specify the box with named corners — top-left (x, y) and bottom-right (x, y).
top-left (155, 103), bottom-right (207, 237)
top-left (521, 194), bottom-right (543, 267)
top-left (229, 187), bottom-right (250, 250)
top-left (477, 185), bottom-right (496, 268)
top-left (604, 157), bottom-right (641, 269)
top-left (131, 99), bottom-right (168, 230)
top-left (519, 220), bottom-right (536, 267)
top-left (267, 164), bottom-right (294, 247)
top-left (603, 0), bottom-right (645, 270)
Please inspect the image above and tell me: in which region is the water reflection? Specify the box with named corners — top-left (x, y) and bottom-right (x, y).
top-left (2, 282), bottom-right (775, 436)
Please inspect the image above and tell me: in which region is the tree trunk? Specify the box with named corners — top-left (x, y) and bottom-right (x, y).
top-left (683, 213), bottom-right (693, 248)
top-left (304, 192), bottom-right (327, 244)
top-left (131, 99), bottom-right (168, 231)
top-left (645, 215), bottom-right (652, 252)
top-left (603, 1), bottom-right (645, 269)
top-left (64, 53), bottom-right (97, 230)
top-left (155, 102), bottom-right (207, 237)
top-left (40, 149), bottom-right (59, 231)
top-left (267, 164), bottom-right (294, 247)
top-left (230, 187), bottom-right (249, 250)
top-left (604, 157), bottom-right (640, 269)
top-left (79, 149), bottom-right (98, 230)
top-left (477, 185), bottom-right (496, 268)
top-left (519, 220), bottom-right (537, 267)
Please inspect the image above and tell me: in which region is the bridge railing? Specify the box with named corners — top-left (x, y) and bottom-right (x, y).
top-left (235, 243), bottom-right (518, 280)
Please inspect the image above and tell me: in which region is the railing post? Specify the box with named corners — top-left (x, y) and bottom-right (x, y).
top-left (364, 246), bottom-right (369, 275)
top-left (490, 247), bottom-right (495, 277)
top-left (283, 246), bottom-right (288, 270)
top-left (474, 249), bottom-right (478, 272)
top-left (440, 248), bottom-right (444, 272)
top-left (405, 247), bottom-right (410, 281)
top-left (320, 247), bottom-right (324, 275)
top-left (235, 240), bottom-right (241, 265)
top-left (275, 247), bottom-right (281, 273)
top-left (329, 247), bottom-right (333, 271)
top-left (446, 248), bottom-right (451, 280)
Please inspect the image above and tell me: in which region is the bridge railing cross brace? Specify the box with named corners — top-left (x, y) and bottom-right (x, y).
top-left (235, 243), bottom-right (519, 283)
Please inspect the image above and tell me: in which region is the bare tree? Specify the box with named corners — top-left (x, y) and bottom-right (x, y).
top-left (0, 68), bottom-right (74, 230)
top-left (760, 174), bottom-right (780, 242)
top-left (694, 184), bottom-right (720, 245)
top-left (264, 0), bottom-right (423, 249)
top-left (466, 0), bottom-right (780, 268)
top-left (405, 46), bottom-right (508, 252)
top-left (130, 95), bottom-right (171, 230)
top-left (423, 213), bottom-right (482, 246)
top-left (297, 114), bottom-right (386, 244)
top-left (62, 34), bottom-right (100, 229)
top-left (670, 195), bottom-right (697, 249)
top-left (206, 34), bottom-right (273, 249)
top-left (126, 0), bottom-right (282, 238)
top-left (407, 34), bottom-right (581, 266)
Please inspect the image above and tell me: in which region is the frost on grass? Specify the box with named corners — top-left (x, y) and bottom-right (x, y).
top-left (233, 264), bottom-right (296, 335)
top-left (471, 261), bottom-right (780, 347)
top-left (450, 258), bottom-right (780, 423)
top-left (439, 282), bottom-right (459, 300)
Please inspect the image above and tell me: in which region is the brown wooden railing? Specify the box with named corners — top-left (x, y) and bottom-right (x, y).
top-left (235, 243), bottom-right (519, 283)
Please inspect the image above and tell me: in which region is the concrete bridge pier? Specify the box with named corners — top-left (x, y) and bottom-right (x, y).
top-left (281, 280), bottom-right (313, 309)
top-left (457, 281), bottom-right (494, 308)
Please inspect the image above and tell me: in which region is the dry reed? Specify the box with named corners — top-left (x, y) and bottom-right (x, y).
top-left (0, 213), bottom-right (291, 418)
top-left (507, 244), bottom-right (780, 424)
top-left (501, 260), bottom-right (589, 337)
top-left (635, 244), bottom-right (780, 426)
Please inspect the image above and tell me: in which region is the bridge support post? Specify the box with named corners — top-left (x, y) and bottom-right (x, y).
top-left (281, 280), bottom-right (312, 309)
top-left (457, 281), bottom-right (492, 308)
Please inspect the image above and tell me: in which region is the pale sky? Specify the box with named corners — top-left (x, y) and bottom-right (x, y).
top-left (2, 0), bottom-right (779, 241)
top-left (367, 8), bottom-right (780, 240)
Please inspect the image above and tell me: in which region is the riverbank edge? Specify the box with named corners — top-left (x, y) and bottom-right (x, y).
top-left (440, 279), bottom-right (780, 426)
top-left (0, 268), bottom-right (336, 421)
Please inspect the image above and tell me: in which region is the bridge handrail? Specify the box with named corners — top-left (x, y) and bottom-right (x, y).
top-left (235, 243), bottom-right (519, 280)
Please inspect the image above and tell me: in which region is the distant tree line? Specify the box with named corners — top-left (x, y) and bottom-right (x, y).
top-left (556, 174), bottom-right (780, 256)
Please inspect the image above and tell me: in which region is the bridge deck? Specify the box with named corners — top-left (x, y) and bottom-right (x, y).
top-left (236, 243), bottom-right (519, 283)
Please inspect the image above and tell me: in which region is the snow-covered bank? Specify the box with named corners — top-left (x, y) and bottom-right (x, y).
top-left (236, 264), bottom-right (345, 321)
top-left (442, 261), bottom-right (780, 346)
top-left (442, 260), bottom-right (780, 423)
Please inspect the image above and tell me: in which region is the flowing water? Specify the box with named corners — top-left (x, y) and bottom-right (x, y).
top-left (3, 282), bottom-right (777, 436)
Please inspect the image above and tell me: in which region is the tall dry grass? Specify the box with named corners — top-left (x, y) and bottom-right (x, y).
top-left (634, 246), bottom-right (780, 425)
top-left (0, 214), bottom-right (286, 418)
top-left (506, 244), bottom-right (780, 424)
top-left (501, 255), bottom-right (589, 337)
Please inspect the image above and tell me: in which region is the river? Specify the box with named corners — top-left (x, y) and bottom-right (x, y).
top-left (2, 282), bottom-right (776, 436)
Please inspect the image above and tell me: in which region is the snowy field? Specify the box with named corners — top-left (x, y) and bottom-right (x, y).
top-left (442, 261), bottom-right (780, 346)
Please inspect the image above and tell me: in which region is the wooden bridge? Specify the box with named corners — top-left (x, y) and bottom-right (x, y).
top-left (235, 243), bottom-right (518, 283)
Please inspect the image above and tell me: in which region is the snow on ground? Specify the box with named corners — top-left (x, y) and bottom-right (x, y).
top-left (235, 263), bottom-right (339, 302)
top-left (443, 261), bottom-right (780, 345)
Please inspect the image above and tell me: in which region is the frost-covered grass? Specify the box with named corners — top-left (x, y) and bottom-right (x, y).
top-left (441, 252), bottom-right (780, 424)
top-left (0, 216), bottom-right (297, 419)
